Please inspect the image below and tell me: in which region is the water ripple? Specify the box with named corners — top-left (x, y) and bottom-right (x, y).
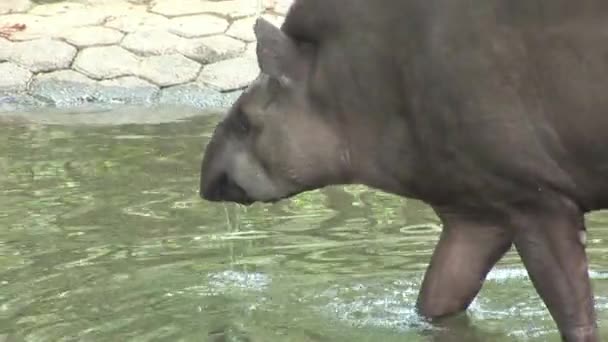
top-left (2, 110), bottom-right (608, 341)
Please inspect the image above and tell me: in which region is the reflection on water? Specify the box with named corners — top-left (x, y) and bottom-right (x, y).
top-left (1, 106), bottom-right (608, 341)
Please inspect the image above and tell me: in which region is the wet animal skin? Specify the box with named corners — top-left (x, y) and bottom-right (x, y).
top-left (199, 1), bottom-right (608, 341)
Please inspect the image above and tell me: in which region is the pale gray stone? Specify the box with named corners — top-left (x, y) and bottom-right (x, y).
top-left (45, 9), bottom-right (109, 29)
top-left (28, 2), bottom-right (85, 16)
top-left (32, 69), bottom-right (95, 85)
top-left (77, 0), bottom-right (140, 6)
top-left (159, 82), bottom-right (240, 108)
top-left (73, 46), bottom-right (140, 79)
top-left (0, 62), bottom-right (32, 92)
top-left (97, 76), bottom-right (159, 104)
top-left (195, 0), bottom-right (258, 19)
top-left (59, 26), bottom-right (124, 47)
top-left (225, 17), bottom-right (256, 42)
top-left (104, 12), bottom-right (169, 33)
top-left (29, 70), bottom-right (160, 106)
top-left (226, 15), bottom-right (283, 42)
top-left (1, 11), bottom-right (110, 41)
top-left (99, 76), bottom-right (155, 88)
top-left (149, 0), bottom-right (202, 17)
top-left (272, 0), bottom-right (293, 15)
top-left (150, 0), bottom-right (257, 19)
top-left (66, 0), bottom-right (143, 16)
top-left (261, 14), bottom-right (285, 28)
top-left (0, 0), bottom-right (32, 15)
top-left (178, 35), bottom-right (245, 64)
top-left (121, 29), bottom-right (183, 56)
top-left (9, 38), bottom-right (76, 72)
top-left (168, 15), bottom-right (228, 38)
top-left (262, 0), bottom-right (276, 8)
top-left (0, 14), bottom-right (47, 41)
top-left (29, 69), bottom-right (98, 107)
top-left (0, 38), bottom-right (11, 61)
top-left (197, 56), bottom-right (259, 91)
top-left (245, 42), bottom-right (256, 58)
top-left (137, 54), bottom-right (201, 87)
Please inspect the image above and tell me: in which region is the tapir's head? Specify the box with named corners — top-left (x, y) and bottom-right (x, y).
top-left (199, 18), bottom-right (352, 205)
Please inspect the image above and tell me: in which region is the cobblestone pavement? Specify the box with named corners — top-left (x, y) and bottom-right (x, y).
top-left (0, 0), bottom-right (293, 111)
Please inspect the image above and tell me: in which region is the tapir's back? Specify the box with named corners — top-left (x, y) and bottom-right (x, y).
top-left (522, 15), bottom-right (608, 209)
top-left (398, 0), bottom-right (608, 210)
top-left (477, 0), bottom-right (608, 209)
top-left (282, 0), bottom-right (608, 210)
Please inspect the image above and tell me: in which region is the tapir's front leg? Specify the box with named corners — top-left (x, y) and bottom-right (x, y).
top-left (512, 199), bottom-right (597, 342)
top-left (416, 210), bottom-right (514, 318)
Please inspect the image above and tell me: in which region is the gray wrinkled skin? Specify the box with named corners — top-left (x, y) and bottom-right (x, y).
top-left (199, 1), bottom-right (608, 341)
top-left (200, 41), bottom-right (350, 204)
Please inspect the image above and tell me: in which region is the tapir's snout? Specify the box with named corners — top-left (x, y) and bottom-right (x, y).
top-left (199, 169), bottom-right (254, 205)
top-left (199, 129), bottom-right (256, 205)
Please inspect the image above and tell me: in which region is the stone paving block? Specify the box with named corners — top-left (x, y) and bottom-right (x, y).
top-left (97, 76), bottom-right (159, 104)
top-left (0, 62), bottom-right (32, 92)
top-left (99, 76), bottom-right (155, 88)
top-left (0, 0), bottom-right (32, 15)
top-left (197, 55), bottom-right (259, 91)
top-left (261, 14), bottom-right (285, 28)
top-left (159, 82), bottom-right (240, 108)
top-left (244, 42), bottom-right (256, 58)
top-left (168, 15), bottom-right (228, 38)
top-left (28, 2), bottom-right (85, 16)
top-left (121, 29), bottom-right (183, 56)
top-left (33, 69), bottom-right (96, 84)
top-left (0, 0), bottom-right (291, 110)
top-left (104, 11), bottom-right (170, 33)
top-left (91, 1), bottom-right (148, 16)
top-left (74, 46), bottom-right (140, 79)
top-left (29, 1), bottom-right (133, 17)
top-left (2, 10), bottom-right (110, 41)
top-left (225, 17), bottom-right (255, 42)
top-left (149, 0), bottom-right (202, 17)
top-left (59, 26), bottom-right (124, 47)
top-left (29, 70), bottom-right (161, 106)
top-left (225, 15), bottom-right (282, 42)
top-left (0, 14), bottom-right (47, 41)
top-left (46, 9), bottom-right (110, 29)
top-left (29, 69), bottom-right (98, 107)
top-left (150, 0), bottom-right (257, 19)
top-left (196, 0), bottom-right (259, 19)
top-left (137, 54), bottom-right (201, 87)
top-left (0, 38), bottom-right (11, 61)
top-left (272, 0), bottom-right (293, 15)
top-left (178, 35), bottom-right (245, 64)
top-left (77, 0), bottom-right (140, 6)
top-left (262, 0), bottom-right (276, 8)
top-left (9, 38), bottom-right (76, 72)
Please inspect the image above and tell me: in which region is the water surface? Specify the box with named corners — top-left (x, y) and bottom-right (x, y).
top-left (1, 106), bottom-right (608, 341)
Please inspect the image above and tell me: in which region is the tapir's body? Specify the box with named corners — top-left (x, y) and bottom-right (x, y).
top-left (199, 1), bottom-right (608, 341)
top-left (281, 0), bottom-right (608, 211)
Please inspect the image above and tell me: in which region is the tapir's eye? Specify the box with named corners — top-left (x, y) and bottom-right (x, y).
top-left (233, 109), bottom-right (251, 134)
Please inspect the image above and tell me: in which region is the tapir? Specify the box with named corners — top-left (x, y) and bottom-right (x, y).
top-left (199, 1), bottom-right (608, 340)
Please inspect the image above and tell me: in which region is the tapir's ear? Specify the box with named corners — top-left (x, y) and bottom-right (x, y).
top-left (254, 17), bottom-right (305, 85)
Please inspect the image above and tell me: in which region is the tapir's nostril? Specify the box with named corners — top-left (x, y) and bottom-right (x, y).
top-left (215, 172), bottom-right (230, 196)
top-left (200, 171), bottom-right (251, 204)
top-left (200, 172), bottom-right (227, 201)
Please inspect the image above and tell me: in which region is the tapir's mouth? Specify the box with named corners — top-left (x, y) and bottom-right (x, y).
top-left (257, 190), bottom-right (302, 205)
top-left (201, 171), bottom-right (305, 206)
top-left (201, 171), bottom-right (253, 205)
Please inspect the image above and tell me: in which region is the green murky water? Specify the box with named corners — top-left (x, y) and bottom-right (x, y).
top-left (1, 106), bottom-right (608, 342)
